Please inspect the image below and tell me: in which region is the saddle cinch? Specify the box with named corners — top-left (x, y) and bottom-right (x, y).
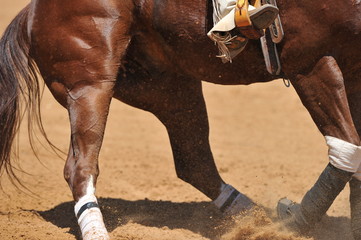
top-left (211, 0), bottom-right (284, 75)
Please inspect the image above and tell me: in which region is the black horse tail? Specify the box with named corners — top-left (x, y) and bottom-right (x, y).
top-left (0, 5), bottom-right (52, 186)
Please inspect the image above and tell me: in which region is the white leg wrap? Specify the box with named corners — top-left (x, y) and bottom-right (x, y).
top-left (212, 183), bottom-right (254, 215)
top-left (74, 177), bottom-right (109, 240)
top-left (326, 136), bottom-right (361, 180)
top-left (75, 195), bottom-right (109, 240)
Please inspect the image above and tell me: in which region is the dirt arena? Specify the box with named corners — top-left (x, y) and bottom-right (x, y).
top-left (0, 1), bottom-right (354, 239)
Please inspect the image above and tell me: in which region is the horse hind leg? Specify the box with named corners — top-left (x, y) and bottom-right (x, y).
top-left (277, 56), bottom-right (361, 232)
top-left (63, 82), bottom-right (115, 240)
top-left (30, 1), bottom-right (133, 238)
top-left (37, 64), bottom-right (115, 240)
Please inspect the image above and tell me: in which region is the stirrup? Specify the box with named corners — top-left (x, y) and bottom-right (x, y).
top-left (235, 0), bottom-right (279, 39)
top-left (249, 4), bottom-right (279, 29)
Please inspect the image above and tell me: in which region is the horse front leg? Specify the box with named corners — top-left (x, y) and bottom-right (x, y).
top-left (278, 56), bottom-right (361, 232)
top-left (115, 72), bottom-right (255, 215)
top-left (344, 82), bottom-right (361, 239)
top-left (147, 76), bottom-right (255, 215)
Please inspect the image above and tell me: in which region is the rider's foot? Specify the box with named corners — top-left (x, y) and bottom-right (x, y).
top-left (207, 1), bottom-right (279, 62)
top-left (249, 4), bottom-right (279, 30)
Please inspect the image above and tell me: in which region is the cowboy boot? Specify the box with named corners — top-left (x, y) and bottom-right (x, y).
top-left (209, 0), bottom-right (278, 37)
top-left (235, 0), bottom-right (279, 38)
top-left (208, 0), bottom-right (278, 62)
top-left (277, 163), bottom-right (353, 233)
top-left (350, 178), bottom-right (361, 240)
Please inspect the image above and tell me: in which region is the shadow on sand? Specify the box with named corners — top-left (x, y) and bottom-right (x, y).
top-left (38, 198), bottom-right (226, 240)
top-left (37, 198), bottom-right (353, 240)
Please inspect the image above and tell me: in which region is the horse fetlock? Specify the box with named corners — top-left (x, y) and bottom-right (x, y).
top-left (212, 183), bottom-right (256, 216)
top-left (78, 208), bottom-right (109, 240)
top-left (277, 198), bottom-right (310, 234)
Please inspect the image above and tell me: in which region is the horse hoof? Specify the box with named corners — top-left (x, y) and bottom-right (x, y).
top-left (277, 198), bottom-right (310, 234)
top-left (222, 193), bottom-right (257, 217)
top-left (277, 197), bottom-right (295, 220)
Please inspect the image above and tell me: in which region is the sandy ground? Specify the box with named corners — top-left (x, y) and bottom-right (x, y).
top-left (0, 1), bottom-right (354, 240)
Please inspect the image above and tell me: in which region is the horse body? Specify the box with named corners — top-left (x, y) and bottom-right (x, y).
top-left (127, 0), bottom-right (361, 85)
top-left (2, 0), bottom-right (361, 239)
top-left (27, 0), bottom-right (361, 95)
top-left (120, 0), bottom-right (272, 85)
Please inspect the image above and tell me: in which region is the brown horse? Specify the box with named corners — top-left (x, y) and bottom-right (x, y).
top-left (1, 0), bottom-right (361, 239)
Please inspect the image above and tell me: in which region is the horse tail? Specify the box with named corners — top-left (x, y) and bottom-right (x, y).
top-left (0, 5), bottom-right (50, 185)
